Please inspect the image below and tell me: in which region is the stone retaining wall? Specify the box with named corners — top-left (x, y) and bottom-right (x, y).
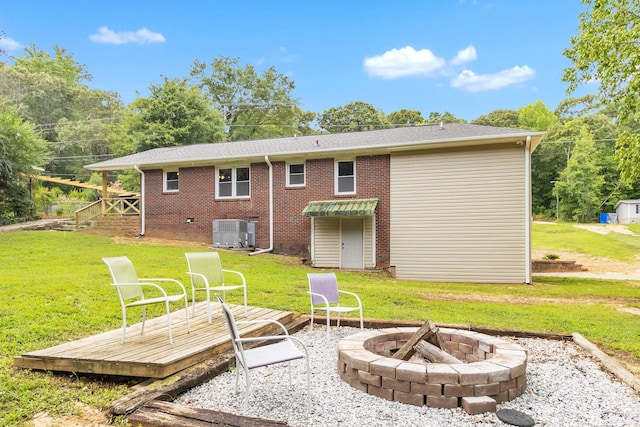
top-left (337, 327), bottom-right (528, 414)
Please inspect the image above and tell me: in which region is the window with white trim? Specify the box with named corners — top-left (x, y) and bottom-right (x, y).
top-left (164, 170), bottom-right (179, 192)
top-left (286, 162), bottom-right (305, 187)
top-left (335, 160), bottom-right (355, 194)
top-left (217, 167), bottom-right (250, 198)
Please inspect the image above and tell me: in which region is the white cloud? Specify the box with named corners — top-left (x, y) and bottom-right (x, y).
top-left (451, 65), bottom-right (535, 92)
top-left (89, 27), bottom-right (166, 44)
top-left (451, 45), bottom-right (477, 66)
top-left (364, 46), bottom-right (446, 79)
top-left (0, 36), bottom-right (22, 51)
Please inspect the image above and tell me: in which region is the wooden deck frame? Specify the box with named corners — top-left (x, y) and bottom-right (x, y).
top-left (13, 302), bottom-right (299, 379)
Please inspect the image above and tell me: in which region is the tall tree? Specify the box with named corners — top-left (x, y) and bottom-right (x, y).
top-left (553, 126), bottom-right (604, 222)
top-left (190, 56), bottom-right (311, 141)
top-left (427, 111), bottom-right (466, 124)
top-left (109, 77), bottom-right (225, 153)
top-left (318, 101), bottom-right (388, 133)
top-left (563, 0), bottom-right (640, 182)
top-left (518, 100), bottom-right (558, 131)
top-left (0, 104), bottom-right (48, 220)
top-left (471, 109), bottom-right (520, 128)
top-left (388, 109), bottom-right (425, 126)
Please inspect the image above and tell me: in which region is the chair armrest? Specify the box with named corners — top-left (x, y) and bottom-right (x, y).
top-left (235, 319), bottom-right (289, 335)
top-left (222, 269), bottom-right (247, 285)
top-left (112, 281), bottom-right (170, 298)
top-left (236, 335), bottom-right (309, 354)
top-left (185, 272), bottom-right (209, 286)
top-left (338, 289), bottom-right (363, 307)
top-left (308, 291), bottom-right (330, 306)
top-left (139, 278), bottom-right (188, 295)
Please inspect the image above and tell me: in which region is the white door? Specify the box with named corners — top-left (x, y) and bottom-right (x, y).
top-left (341, 218), bottom-right (364, 269)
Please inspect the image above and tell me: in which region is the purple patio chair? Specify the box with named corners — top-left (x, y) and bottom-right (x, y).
top-left (307, 272), bottom-right (363, 334)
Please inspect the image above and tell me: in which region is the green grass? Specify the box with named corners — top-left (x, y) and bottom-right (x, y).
top-left (2, 228), bottom-right (640, 425)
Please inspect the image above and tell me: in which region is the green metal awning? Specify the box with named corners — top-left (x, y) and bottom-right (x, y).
top-left (302, 198), bottom-right (378, 217)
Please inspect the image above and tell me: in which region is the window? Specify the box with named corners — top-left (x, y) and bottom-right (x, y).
top-left (287, 163), bottom-right (305, 187)
top-left (217, 167), bottom-right (250, 198)
top-left (335, 160), bottom-right (355, 194)
top-left (164, 171), bottom-right (179, 192)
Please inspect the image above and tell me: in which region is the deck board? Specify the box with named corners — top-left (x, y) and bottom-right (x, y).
top-left (13, 303), bottom-right (300, 378)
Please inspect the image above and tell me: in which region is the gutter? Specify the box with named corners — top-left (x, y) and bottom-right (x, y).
top-left (249, 155), bottom-right (273, 255)
top-left (524, 136), bottom-right (532, 284)
top-left (134, 165), bottom-right (146, 236)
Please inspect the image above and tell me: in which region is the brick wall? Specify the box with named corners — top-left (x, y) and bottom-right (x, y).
top-left (142, 154), bottom-right (391, 267)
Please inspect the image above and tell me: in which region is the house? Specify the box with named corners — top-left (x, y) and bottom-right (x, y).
top-left (85, 124), bottom-right (545, 284)
top-left (615, 200), bottom-right (640, 224)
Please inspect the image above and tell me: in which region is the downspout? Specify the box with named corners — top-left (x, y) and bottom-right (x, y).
top-left (249, 155), bottom-right (273, 255)
top-left (134, 165), bottom-right (145, 236)
top-left (524, 136), bottom-right (532, 284)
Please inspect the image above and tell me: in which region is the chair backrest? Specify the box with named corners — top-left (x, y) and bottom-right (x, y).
top-left (216, 294), bottom-right (244, 358)
top-left (308, 273), bottom-right (340, 304)
top-left (102, 256), bottom-right (143, 301)
top-left (185, 252), bottom-right (224, 287)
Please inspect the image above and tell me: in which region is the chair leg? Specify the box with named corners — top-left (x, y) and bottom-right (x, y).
top-left (326, 311), bottom-right (330, 335)
top-left (309, 307), bottom-right (314, 331)
top-left (206, 290), bottom-right (212, 323)
top-left (164, 301), bottom-right (173, 344)
top-left (243, 365), bottom-right (251, 415)
top-left (184, 296), bottom-right (191, 333)
top-left (141, 306), bottom-right (146, 336)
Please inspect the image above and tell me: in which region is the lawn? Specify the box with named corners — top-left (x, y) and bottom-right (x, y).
top-left (1, 226), bottom-right (640, 426)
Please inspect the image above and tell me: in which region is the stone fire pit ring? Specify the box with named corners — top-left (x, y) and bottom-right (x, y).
top-left (337, 327), bottom-right (528, 413)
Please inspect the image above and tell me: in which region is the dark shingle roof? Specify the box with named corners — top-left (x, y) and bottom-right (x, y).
top-left (85, 123), bottom-right (545, 171)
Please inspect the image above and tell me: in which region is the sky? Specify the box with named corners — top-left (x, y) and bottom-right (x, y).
top-left (0, 0), bottom-right (592, 122)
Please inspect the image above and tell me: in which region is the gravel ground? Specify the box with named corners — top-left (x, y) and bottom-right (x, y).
top-left (177, 326), bottom-right (640, 427)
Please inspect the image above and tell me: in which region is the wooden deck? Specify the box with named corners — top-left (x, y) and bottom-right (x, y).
top-left (13, 303), bottom-right (301, 378)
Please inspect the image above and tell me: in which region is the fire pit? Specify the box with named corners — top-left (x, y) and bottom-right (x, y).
top-left (337, 327), bottom-right (527, 413)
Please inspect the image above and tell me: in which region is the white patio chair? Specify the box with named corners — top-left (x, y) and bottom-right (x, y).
top-left (185, 251), bottom-right (247, 323)
top-left (216, 294), bottom-right (310, 414)
top-left (103, 256), bottom-right (190, 344)
top-left (307, 272), bottom-right (363, 334)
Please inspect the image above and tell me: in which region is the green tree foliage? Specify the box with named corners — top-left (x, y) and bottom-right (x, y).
top-left (13, 44), bottom-right (91, 85)
top-left (190, 56), bottom-right (313, 141)
top-left (471, 109), bottom-right (520, 128)
top-left (563, 0), bottom-right (640, 183)
top-left (108, 77), bottom-right (225, 153)
top-left (518, 100), bottom-right (558, 131)
top-left (0, 104), bottom-right (48, 220)
top-left (318, 101), bottom-right (388, 133)
top-left (427, 111), bottom-right (466, 124)
top-left (553, 126), bottom-right (604, 222)
top-left (388, 109), bottom-right (425, 126)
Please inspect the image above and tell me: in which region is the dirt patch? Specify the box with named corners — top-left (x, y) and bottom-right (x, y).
top-left (532, 249), bottom-right (640, 275)
top-left (27, 404), bottom-right (109, 427)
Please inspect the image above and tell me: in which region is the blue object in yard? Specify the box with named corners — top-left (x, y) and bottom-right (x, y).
top-left (599, 213), bottom-right (608, 224)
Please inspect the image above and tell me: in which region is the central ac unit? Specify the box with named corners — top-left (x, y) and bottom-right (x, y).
top-left (212, 219), bottom-right (254, 249)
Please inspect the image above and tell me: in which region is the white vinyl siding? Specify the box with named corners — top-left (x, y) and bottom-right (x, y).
top-left (390, 145), bottom-right (527, 283)
top-left (311, 216), bottom-right (375, 269)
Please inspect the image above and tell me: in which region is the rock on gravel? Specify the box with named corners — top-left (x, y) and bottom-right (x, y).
top-left (177, 327), bottom-right (640, 427)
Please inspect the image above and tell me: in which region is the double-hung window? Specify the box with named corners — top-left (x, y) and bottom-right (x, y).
top-left (217, 167), bottom-right (250, 198)
top-left (164, 170), bottom-right (179, 192)
top-left (287, 162), bottom-right (305, 187)
top-left (335, 160), bottom-right (355, 194)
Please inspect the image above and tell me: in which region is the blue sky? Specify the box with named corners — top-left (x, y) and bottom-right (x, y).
top-left (0, 0), bottom-right (590, 122)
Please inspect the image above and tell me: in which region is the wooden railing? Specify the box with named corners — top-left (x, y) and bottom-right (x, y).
top-left (75, 197), bottom-right (140, 230)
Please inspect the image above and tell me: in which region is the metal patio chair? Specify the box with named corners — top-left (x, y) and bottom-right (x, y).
top-left (216, 294), bottom-right (310, 414)
top-left (307, 272), bottom-right (363, 334)
top-left (103, 256), bottom-right (190, 344)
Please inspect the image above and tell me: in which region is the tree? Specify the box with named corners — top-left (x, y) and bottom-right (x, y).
top-left (471, 109), bottom-right (520, 128)
top-left (553, 126), bottom-right (604, 222)
top-left (109, 77), bottom-right (225, 153)
top-left (318, 101), bottom-right (388, 133)
top-left (388, 109), bottom-right (425, 126)
top-left (426, 111), bottom-right (466, 124)
top-left (518, 101), bottom-right (557, 131)
top-left (190, 56), bottom-right (311, 141)
top-left (0, 104), bottom-right (48, 220)
top-left (563, 0), bottom-right (640, 182)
